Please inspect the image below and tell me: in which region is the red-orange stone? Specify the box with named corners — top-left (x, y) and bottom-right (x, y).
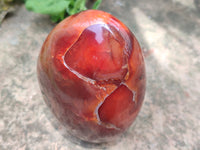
top-left (37, 10), bottom-right (146, 143)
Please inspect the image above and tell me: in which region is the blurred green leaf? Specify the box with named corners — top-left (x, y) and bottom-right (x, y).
top-left (92, 0), bottom-right (101, 9)
top-left (25, 0), bottom-right (71, 22)
top-left (66, 0), bottom-right (87, 15)
top-left (25, 0), bottom-right (102, 23)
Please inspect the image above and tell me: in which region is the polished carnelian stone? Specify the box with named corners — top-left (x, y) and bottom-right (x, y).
top-left (37, 10), bottom-right (146, 143)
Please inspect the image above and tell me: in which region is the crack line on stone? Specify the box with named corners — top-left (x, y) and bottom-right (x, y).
top-left (62, 55), bottom-right (96, 85)
top-left (62, 55), bottom-right (108, 91)
top-left (123, 83), bottom-right (136, 103)
top-left (61, 23), bottom-right (112, 89)
top-left (94, 85), bottom-right (120, 131)
top-left (95, 83), bottom-right (136, 130)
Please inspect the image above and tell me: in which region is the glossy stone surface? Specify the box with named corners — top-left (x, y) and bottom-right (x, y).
top-left (37, 10), bottom-right (146, 143)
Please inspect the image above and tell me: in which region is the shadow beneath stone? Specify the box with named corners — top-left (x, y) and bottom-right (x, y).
top-left (43, 105), bottom-right (122, 149)
top-left (194, 0), bottom-right (200, 12)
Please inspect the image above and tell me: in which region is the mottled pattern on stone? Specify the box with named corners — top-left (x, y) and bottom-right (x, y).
top-left (0, 0), bottom-right (200, 149)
